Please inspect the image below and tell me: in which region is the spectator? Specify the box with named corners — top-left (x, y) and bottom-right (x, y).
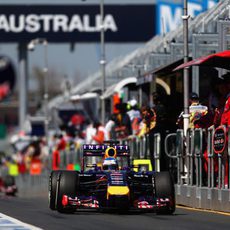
top-left (176, 93), bottom-right (210, 183)
top-left (212, 77), bottom-right (229, 127)
top-left (189, 93), bottom-right (208, 129)
top-left (152, 92), bottom-right (167, 127)
top-left (69, 113), bottom-right (85, 131)
top-left (152, 92), bottom-right (168, 171)
top-left (219, 73), bottom-right (230, 187)
top-left (220, 73), bottom-right (230, 126)
top-left (127, 99), bottom-right (141, 135)
top-left (204, 74), bottom-right (230, 187)
top-left (208, 76), bottom-right (223, 115)
top-left (127, 99), bottom-right (141, 121)
top-left (138, 105), bottom-right (157, 169)
top-left (189, 94), bottom-right (215, 185)
top-left (92, 121), bottom-right (108, 144)
top-left (85, 121), bottom-right (96, 144)
top-left (51, 134), bottom-right (66, 170)
top-left (138, 105), bottom-right (156, 136)
top-left (114, 103), bottom-right (132, 139)
top-left (105, 114), bottom-right (116, 140)
top-left (176, 92), bottom-right (208, 129)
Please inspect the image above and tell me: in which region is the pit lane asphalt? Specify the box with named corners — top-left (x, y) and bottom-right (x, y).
top-left (0, 194), bottom-right (229, 230)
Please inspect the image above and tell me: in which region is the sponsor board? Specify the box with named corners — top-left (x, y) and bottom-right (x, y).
top-left (0, 5), bottom-right (156, 42)
top-left (156, 0), bottom-right (219, 34)
top-left (213, 126), bottom-right (227, 154)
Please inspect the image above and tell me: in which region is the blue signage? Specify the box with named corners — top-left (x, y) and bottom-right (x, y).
top-left (0, 5), bottom-right (156, 43)
top-left (156, 0), bottom-right (219, 34)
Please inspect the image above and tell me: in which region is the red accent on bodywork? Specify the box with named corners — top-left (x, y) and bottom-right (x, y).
top-left (62, 195), bottom-right (68, 206)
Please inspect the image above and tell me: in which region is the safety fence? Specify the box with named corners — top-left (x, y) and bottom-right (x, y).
top-left (164, 127), bottom-right (230, 189)
top-left (164, 126), bottom-right (230, 212)
top-left (121, 127), bottom-right (229, 212)
top-left (119, 133), bottom-right (162, 172)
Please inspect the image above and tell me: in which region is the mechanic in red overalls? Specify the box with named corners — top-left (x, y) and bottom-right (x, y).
top-left (52, 134), bottom-right (66, 170)
top-left (220, 74), bottom-right (230, 188)
top-left (92, 121), bottom-right (107, 144)
top-left (209, 73), bottom-right (230, 187)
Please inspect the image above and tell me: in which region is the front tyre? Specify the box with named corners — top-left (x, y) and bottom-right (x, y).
top-left (3, 175), bottom-right (17, 196)
top-left (49, 170), bottom-right (63, 210)
top-left (56, 171), bottom-right (79, 213)
top-left (155, 171), bottom-right (175, 214)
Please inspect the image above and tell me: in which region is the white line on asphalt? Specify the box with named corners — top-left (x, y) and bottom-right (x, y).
top-left (0, 213), bottom-right (43, 230)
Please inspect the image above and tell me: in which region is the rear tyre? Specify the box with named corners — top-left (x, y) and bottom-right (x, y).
top-left (3, 175), bottom-right (15, 187)
top-left (155, 171), bottom-right (175, 214)
top-left (49, 170), bottom-right (62, 210)
top-left (56, 171), bottom-right (79, 213)
top-left (3, 175), bottom-right (17, 196)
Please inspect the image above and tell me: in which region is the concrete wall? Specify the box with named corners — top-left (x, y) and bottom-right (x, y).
top-left (176, 185), bottom-right (230, 212)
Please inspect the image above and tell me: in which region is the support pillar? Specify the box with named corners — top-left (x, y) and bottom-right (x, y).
top-left (18, 43), bottom-right (28, 131)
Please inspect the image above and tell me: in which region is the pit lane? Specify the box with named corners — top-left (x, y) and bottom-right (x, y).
top-left (0, 194), bottom-right (229, 230)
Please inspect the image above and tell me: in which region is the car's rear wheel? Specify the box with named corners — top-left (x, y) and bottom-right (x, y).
top-left (3, 175), bottom-right (17, 196)
top-left (3, 175), bottom-right (15, 187)
top-left (155, 171), bottom-right (175, 214)
top-left (49, 170), bottom-right (62, 210)
top-left (56, 171), bottom-right (79, 213)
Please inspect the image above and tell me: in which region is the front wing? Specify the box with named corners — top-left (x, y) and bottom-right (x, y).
top-left (61, 194), bottom-right (172, 211)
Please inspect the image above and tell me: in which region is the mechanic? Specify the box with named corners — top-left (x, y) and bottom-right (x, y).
top-left (127, 99), bottom-right (141, 135)
top-left (138, 105), bottom-right (157, 170)
top-left (176, 92), bottom-right (208, 129)
top-left (114, 102), bottom-right (132, 139)
top-left (92, 120), bottom-right (108, 144)
top-left (102, 157), bottom-right (119, 171)
top-left (220, 73), bottom-right (230, 188)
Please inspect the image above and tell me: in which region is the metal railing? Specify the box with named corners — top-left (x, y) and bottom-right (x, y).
top-left (164, 126), bottom-right (229, 189)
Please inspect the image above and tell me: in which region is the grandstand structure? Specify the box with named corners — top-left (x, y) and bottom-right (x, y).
top-left (47, 0), bottom-right (230, 119)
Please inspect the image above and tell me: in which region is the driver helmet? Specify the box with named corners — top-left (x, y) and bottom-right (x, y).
top-left (102, 157), bottom-right (118, 171)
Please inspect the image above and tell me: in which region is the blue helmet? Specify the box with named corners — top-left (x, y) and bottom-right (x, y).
top-left (102, 157), bottom-right (118, 170)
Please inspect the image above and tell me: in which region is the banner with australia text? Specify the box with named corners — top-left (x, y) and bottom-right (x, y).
top-left (0, 5), bottom-right (156, 43)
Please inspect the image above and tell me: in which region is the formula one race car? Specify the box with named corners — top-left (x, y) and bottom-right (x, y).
top-left (49, 141), bottom-right (175, 214)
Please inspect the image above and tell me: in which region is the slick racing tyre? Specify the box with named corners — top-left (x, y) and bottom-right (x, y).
top-left (49, 170), bottom-right (63, 210)
top-left (3, 175), bottom-right (15, 187)
top-left (3, 175), bottom-right (17, 196)
top-left (155, 171), bottom-right (175, 214)
top-left (56, 171), bottom-right (79, 213)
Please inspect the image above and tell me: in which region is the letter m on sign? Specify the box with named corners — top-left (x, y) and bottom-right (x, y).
top-left (156, 1), bottom-right (182, 34)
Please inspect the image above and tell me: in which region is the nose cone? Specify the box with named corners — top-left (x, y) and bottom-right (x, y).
top-left (107, 186), bottom-right (130, 197)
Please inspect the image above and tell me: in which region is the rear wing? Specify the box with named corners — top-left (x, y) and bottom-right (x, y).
top-left (82, 144), bottom-right (130, 157)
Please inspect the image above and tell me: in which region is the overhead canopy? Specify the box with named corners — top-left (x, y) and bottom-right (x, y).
top-left (174, 50), bottom-right (230, 71)
top-left (101, 77), bottom-right (137, 99)
top-left (153, 58), bottom-right (185, 75)
top-left (137, 60), bottom-right (186, 94)
top-left (70, 92), bottom-right (99, 101)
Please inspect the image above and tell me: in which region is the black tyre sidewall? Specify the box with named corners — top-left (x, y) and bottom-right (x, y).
top-left (56, 171), bottom-right (79, 213)
top-left (3, 175), bottom-right (15, 187)
top-left (49, 170), bottom-right (62, 210)
top-left (155, 171), bottom-right (175, 214)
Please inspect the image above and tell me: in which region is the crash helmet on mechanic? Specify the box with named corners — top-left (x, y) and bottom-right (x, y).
top-left (102, 157), bottom-right (118, 170)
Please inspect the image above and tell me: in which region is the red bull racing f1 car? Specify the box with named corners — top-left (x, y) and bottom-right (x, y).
top-left (49, 142), bottom-right (175, 214)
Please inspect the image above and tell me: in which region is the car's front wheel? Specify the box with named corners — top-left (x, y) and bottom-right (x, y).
top-left (155, 171), bottom-right (175, 214)
top-left (56, 171), bottom-right (79, 213)
top-left (49, 170), bottom-right (63, 210)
